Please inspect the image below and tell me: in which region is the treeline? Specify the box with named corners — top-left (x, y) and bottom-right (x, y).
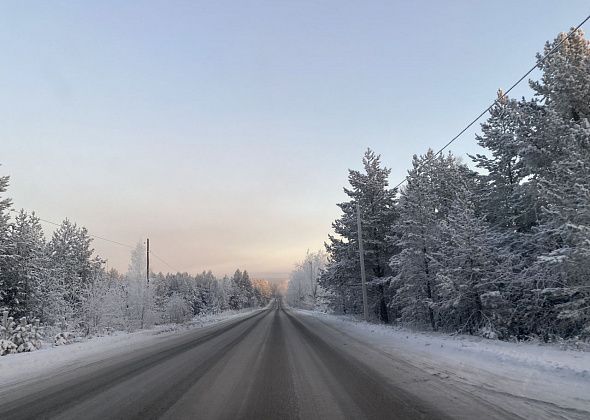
top-left (319, 29), bottom-right (590, 342)
top-left (0, 190), bottom-right (273, 342)
top-left (285, 250), bottom-right (327, 309)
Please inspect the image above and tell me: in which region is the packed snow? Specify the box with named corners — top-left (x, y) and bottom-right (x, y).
top-left (296, 309), bottom-right (590, 417)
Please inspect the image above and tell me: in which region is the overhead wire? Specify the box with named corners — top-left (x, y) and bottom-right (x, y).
top-left (8, 208), bottom-right (180, 273)
top-left (149, 249), bottom-right (180, 273)
top-left (8, 208), bottom-right (134, 249)
top-left (5, 13), bottom-right (590, 271)
top-left (392, 13), bottom-right (590, 190)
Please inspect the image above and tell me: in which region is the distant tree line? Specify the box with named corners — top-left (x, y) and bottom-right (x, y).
top-left (319, 29), bottom-right (590, 342)
top-left (285, 250), bottom-right (328, 309)
top-left (0, 189), bottom-right (273, 340)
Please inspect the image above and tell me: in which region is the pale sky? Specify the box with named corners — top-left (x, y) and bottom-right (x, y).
top-left (2, 1), bottom-right (588, 280)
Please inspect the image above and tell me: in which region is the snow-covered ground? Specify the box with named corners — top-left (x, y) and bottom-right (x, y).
top-left (296, 309), bottom-right (590, 417)
top-left (0, 307), bottom-right (264, 389)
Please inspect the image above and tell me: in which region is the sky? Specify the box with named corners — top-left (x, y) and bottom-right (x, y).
top-left (1, 1), bottom-right (589, 280)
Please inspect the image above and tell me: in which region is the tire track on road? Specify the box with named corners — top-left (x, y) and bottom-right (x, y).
top-left (240, 305), bottom-right (299, 419)
top-left (282, 308), bottom-right (447, 420)
top-left (0, 309), bottom-right (270, 420)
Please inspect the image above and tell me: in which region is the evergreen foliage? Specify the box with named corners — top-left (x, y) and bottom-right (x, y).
top-left (316, 29), bottom-right (590, 342)
top-left (0, 179), bottom-right (273, 355)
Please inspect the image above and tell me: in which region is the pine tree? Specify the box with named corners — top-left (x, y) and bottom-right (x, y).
top-left (513, 29), bottom-right (590, 340)
top-left (5, 211), bottom-right (48, 318)
top-left (434, 188), bottom-right (513, 336)
top-left (530, 28), bottom-right (590, 122)
top-left (47, 219), bottom-right (103, 323)
top-left (390, 150), bottom-right (475, 330)
top-left (208, 276), bottom-right (226, 313)
top-left (321, 232), bottom-right (361, 314)
top-left (191, 271), bottom-right (217, 315)
top-left (252, 279), bottom-right (272, 307)
top-left (526, 116), bottom-right (590, 339)
top-left (229, 269), bottom-right (251, 310)
top-left (460, 29), bottom-right (590, 340)
top-left (470, 91), bottom-right (524, 229)
top-left (321, 149), bottom-right (397, 321)
top-left (0, 172), bottom-right (13, 312)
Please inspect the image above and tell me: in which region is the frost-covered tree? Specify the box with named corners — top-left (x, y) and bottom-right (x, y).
top-left (98, 269), bottom-right (127, 331)
top-left (165, 292), bottom-right (192, 324)
top-left (124, 242), bottom-right (158, 330)
top-left (0, 167), bottom-right (270, 343)
top-left (531, 28), bottom-right (590, 122)
top-left (433, 188), bottom-right (513, 337)
top-left (47, 219), bottom-right (103, 323)
top-left (4, 211), bottom-right (48, 318)
top-left (390, 150), bottom-right (475, 330)
top-left (470, 91), bottom-right (524, 229)
top-left (221, 275), bottom-right (233, 308)
top-left (463, 28), bottom-right (590, 340)
top-left (228, 269), bottom-right (254, 310)
top-left (321, 149), bottom-right (397, 321)
top-left (150, 268), bottom-right (264, 317)
top-left (503, 29), bottom-right (590, 340)
top-left (524, 114), bottom-right (590, 339)
top-left (252, 278), bottom-right (272, 307)
top-left (192, 271), bottom-right (217, 315)
top-left (208, 276), bottom-right (227, 313)
top-left (286, 250), bottom-right (327, 309)
top-left (79, 270), bottom-right (117, 335)
top-left (0, 172), bottom-right (13, 312)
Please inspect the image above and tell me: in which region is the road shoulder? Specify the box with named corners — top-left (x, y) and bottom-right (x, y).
top-left (293, 309), bottom-right (590, 420)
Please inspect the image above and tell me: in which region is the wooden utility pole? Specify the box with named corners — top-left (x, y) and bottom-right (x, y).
top-left (146, 238), bottom-right (150, 285)
top-left (141, 237), bottom-right (150, 330)
top-left (309, 260), bottom-right (314, 301)
top-left (356, 201), bottom-right (369, 321)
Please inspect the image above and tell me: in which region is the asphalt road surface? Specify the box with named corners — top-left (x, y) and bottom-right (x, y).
top-left (0, 300), bottom-right (521, 419)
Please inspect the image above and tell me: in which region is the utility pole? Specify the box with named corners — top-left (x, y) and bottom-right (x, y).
top-left (141, 237), bottom-right (150, 330)
top-left (356, 201), bottom-right (369, 321)
top-left (309, 260), bottom-right (314, 301)
top-left (146, 238), bottom-right (150, 285)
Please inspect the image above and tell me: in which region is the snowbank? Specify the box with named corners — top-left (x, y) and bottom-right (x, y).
top-left (296, 309), bottom-right (590, 416)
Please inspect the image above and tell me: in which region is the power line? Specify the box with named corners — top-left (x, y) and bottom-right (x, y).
top-left (8, 14), bottom-right (588, 272)
top-left (393, 13), bottom-right (590, 190)
top-left (149, 249), bottom-right (180, 273)
top-left (8, 208), bottom-right (134, 248)
top-left (9, 209), bottom-right (186, 273)
top-left (8, 208), bottom-right (183, 273)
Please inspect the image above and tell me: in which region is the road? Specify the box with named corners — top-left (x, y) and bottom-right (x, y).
top-left (0, 300), bottom-right (520, 419)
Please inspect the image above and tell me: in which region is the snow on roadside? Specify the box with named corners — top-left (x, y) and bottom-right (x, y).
top-left (0, 307), bottom-right (263, 389)
top-left (296, 309), bottom-right (590, 415)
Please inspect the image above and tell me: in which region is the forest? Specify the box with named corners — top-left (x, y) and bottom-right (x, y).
top-left (0, 196), bottom-right (273, 355)
top-left (314, 29), bottom-right (590, 342)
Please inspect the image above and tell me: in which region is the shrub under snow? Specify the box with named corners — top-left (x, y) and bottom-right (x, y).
top-left (0, 311), bottom-right (43, 356)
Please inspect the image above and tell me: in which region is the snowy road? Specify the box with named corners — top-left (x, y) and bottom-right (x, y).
top-left (0, 300), bottom-right (579, 419)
